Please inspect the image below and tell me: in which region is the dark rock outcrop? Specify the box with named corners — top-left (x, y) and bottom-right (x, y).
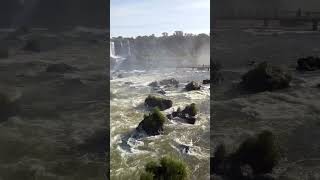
top-left (46, 63), bottom-right (79, 73)
top-left (203, 79), bottom-right (211, 84)
top-left (185, 81), bottom-right (201, 91)
top-left (212, 131), bottom-right (281, 179)
top-left (144, 95), bottom-right (172, 111)
top-left (296, 56), bottom-right (320, 71)
top-left (136, 108), bottom-right (166, 136)
top-left (167, 103), bottom-right (198, 124)
top-left (241, 62), bottom-right (291, 92)
top-left (148, 81), bottom-right (159, 88)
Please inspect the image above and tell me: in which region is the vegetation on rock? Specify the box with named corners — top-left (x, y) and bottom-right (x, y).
top-left (137, 108), bottom-right (166, 136)
top-left (168, 103), bottom-right (198, 124)
top-left (145, 95), bottom-right (173, 111)
top-left (241, 62), bottom-right (291, 92)
top-left (140, 156), bottom-right (189, 180)
top-left (212, 130), bottom-right (281, 179)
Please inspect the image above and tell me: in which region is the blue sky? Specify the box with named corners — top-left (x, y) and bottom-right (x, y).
top-left (111, 0), bottom-right (210, 37)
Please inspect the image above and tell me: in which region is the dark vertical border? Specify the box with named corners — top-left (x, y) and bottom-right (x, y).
top-left (106, 0), bottom-right (110, 179)
top-left (210, 0), bottom-right (214, 179)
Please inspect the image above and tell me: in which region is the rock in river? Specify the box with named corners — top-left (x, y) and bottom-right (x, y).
top-left (145, 95), bottom-right (172, 111)
top-left (241, 62), bottom-right (291, 92)
top-left (136, 108), bottom-right (166, 136)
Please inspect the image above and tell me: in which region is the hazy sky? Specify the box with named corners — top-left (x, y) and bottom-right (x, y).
top-left (111, 0), bottom-right (210, 37)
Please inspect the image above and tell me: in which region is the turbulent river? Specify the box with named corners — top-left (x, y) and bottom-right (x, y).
top-left (110, 68), bottom-right (210, 179)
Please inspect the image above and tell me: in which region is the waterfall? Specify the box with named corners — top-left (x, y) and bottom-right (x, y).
top-left (127, 40), bottom-right (132, 57)
top-left (110, 41), bottom-right (116, 58)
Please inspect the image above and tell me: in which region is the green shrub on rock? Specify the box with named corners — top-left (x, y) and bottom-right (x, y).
top-left (137, 108), bottom-right (166, 136)
top-left (212, 131), bottom-right (281, 178)
top-left (140, 156), bottom-right (189, 180)
top-left (241, 62), bottom-right (292, 92)
top-left (182, 103), bottom-right (197, 117)
top-left (145, 95), bottom-right (172, 111)
top-left (168, 103), bottom-right (198, 124)
top-left (232, 130), bottom-right (281, 174)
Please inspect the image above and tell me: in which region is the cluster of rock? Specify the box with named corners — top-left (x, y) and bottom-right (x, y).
top-left (137, 95), bottom-right (198, 135)
top-left (149, 78), bottom-right (179, 88)
top-left (296, 56), bottom-right (320, 71)
top-left (148, 78), bottom-right (180, 94)
top-left (137, 76), bottom-right (205, 135)
top-left (241, 62), bottom-right (292, 92)
top-left (167, 103), bottom-right (198, 124)
top-left (212, 131), bottom-right (280, 180)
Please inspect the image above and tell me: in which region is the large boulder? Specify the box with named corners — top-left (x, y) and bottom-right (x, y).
top-left (296, 56), bottom-right (320, 71)
top-left (185, 81), bottom-right (201, 91)
top-left (212, 131), bottom-right (281, 178)
top-left (46, 63), bottom-right (79, 73)
top-left (140, 156), bottom-right (188, 180)
top-left (241, 62), bottom-right (291, 92)
top-left (203, 79), bottom-right (211, 84)
top-left (168, 103), bottom-right (198, 124)
top-left (144, 95), bottom-right (172, 111)
top-left (136, 108), bottom-right (166, 136)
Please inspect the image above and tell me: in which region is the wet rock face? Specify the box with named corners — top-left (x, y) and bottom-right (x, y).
top-left (241, 62), bottom-right (292, 92)
top-left (136, 108), bottom-right (166, 136)
top-left (46, 63), bottom-right (79, 73)
top-left (144, 95), bottom-right (172, 111)
top-left (296, 56), bottom-right (320, 71)
top-left (185, 81), bottom-right (201, 91)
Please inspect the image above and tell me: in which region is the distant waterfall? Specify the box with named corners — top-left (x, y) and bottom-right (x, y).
top-left (110, 41), bottom-right (116, 58)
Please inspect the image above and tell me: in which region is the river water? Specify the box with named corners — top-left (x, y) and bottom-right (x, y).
top-left (110, 68), bottom-right (210, 179)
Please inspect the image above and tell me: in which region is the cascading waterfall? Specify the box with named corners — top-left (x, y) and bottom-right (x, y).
top-left (110, 40), bottom-right (126, 73)
top-left (110, 41), bottom-right (116, 58)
